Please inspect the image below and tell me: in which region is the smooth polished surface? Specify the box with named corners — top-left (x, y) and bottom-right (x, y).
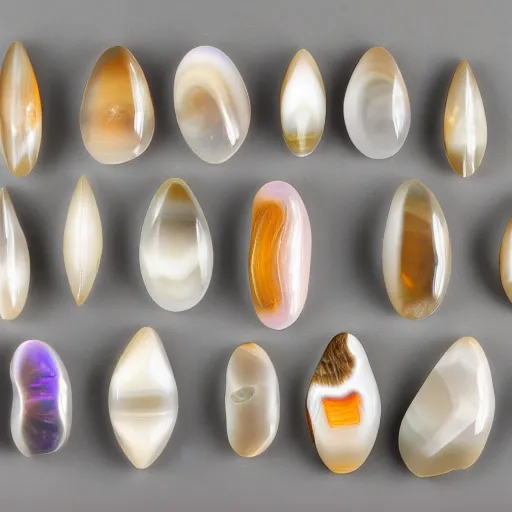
top-left (140, 178), bottom-right (213, 312)
top-left (444, 61), bottom-right (487, 177)
top-left (0, 42), bottom-right (42, 177)
top-left (280, 49), bottom-right (325, 156)
top-left (382, 180), bottom-right (451, 319)
top-left (225, 343), bottom-right (279, 457)
top-left (499, 217), bottom-right (512, 302)
top-left (80, 46), bottom-right (155, 164)
top-left (399, 337), bottom-right (494, 477)
top-left (174, 46), bottom-right (251, 164)
top-left (109, 327), bottom-right (178, 469)
top-left (344, 46), bottom-right (410, 159)
top-left (11, 340), bottom-right (72, 457)
top-left (306, 333), bottom-right (381, 473)
top-left (248, 180), bottom-right (311, 330)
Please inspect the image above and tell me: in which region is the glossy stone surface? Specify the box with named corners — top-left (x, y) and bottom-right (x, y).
top-left (399, 337), bottom-right (494, 477)
top-left (248, 181), bottom-right (311, 330)
top-left (444, 61), bottom-right (487, 177)
top-left (0, 42), bottom-right (42, 177)
top-left (80, 46), bottom-right (154, 164)
top-left (109, 327), bottom-right (178, 469)
top-left (0, 188), bottom-right (30, 320)
top-left (500, 217), bottom-right (512, 302)
top-left (382, 180), bottom-right (451, 319)
top-left (140, 178), bottom-right (213, 312)
top-left (63, 176), bottom-right (103, 305)
top-left (174, 46), bottom-right (250, 164)
top-left (226, 343), bottom-right (279, 457)
top-left (280, 49), bottom-right (325, 156)
top-left (11, 340), bottom-right (72, 456)
top-left (344, 47), bottom-right (410, 159)
top-left (306, 333), bottom-right (381, 473)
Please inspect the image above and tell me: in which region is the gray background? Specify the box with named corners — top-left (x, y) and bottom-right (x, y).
top-left (0, 0), bottom-right (510, 510)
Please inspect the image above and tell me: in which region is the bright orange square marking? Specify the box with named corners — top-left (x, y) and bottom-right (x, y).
top-left (322, 392), bottom-right (361, 427)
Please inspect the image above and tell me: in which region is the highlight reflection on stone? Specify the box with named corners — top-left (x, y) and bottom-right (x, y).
top-left (500, 217), bottom-right (512, 302)
top-left (11, 340), bottom-right (72, 457)
top-left (226, 343), bottom-right (279, 457)
top-left (80, 46), bottom-right (154, 164)
top-left (280, 49), bottom-right (325, 156)
top-left (174, 46), bottom-right (251, 164)
top-left (399, 337), bottom-right (494, 477)
top-left (382, 180), bottom-right (451, 319)
top-left (344, 47), bottom-right (410, 159)
top-left (140, 178), bottom-right (213, 312)
top-left (306, 333), bottom-right (381, 473)
top-left (109, 327), bottom-right (178, 469)
top-left (444, 61), bottom-right (487, 177)
top-left (0, 42), bottom-right (42, 177)
top-left (248, 181), bottom-right (311, 330)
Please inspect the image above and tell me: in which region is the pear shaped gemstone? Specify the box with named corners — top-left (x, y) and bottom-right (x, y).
top-left (80, 46), bottom-right (155, 164)
top-left (500, 217), bottom-right (512, 302)
top-left (382, 180), bottom-right (451, 319)
top-left (344, 47), bottom-right (410, 159)
top-left (140, 178), bottom-right (213, 312)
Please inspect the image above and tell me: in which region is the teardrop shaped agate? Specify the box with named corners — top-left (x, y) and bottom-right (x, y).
top-left (500, 217), bottom-right (512, 302)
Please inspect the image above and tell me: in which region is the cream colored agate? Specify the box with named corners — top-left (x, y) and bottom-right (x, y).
top-left (63, 176), bottom-right (103, 306)
top-left (399, 337), bottom-right (494, 477)
top-left (225, 343), bottom-right (279, 457)
top-left (109, 327), bottom-right (178, 469)
top-left (499, 217), bottom-right (512, 302)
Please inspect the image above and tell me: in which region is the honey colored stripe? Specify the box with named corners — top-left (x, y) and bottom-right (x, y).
top-left (322, 392), bottom-right (361, 428)
top-left (311, 333), bottom-right (355, 386)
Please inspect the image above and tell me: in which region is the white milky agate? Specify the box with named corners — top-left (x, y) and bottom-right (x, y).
top-left (109, 327), bottom-right (178, 469)
top-left (399, 337), bottom-right (495, 478)
top-left (174, 46), bottom-right (251, 164)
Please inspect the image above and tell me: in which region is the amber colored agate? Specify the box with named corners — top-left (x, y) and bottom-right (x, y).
top-left (322, 392), bottom-right (361, 428)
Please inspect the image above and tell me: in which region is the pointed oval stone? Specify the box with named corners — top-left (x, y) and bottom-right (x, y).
top-left (280, 49), bottom-right (325, 157)
top-left (383, 180), bottom-right (451, 319)
top-left (140, 178), bottom-right (213, 312)
top-left (248, 181), bottom-right (311, 330)
top-left (399, 337), bottom-right (494, 477)
top-left (109, 327), bottom-right (178, 469)
top-left (11, 340), bottom-right (72, 456)
top-left (226, 342), bottom-right (279, 457)
top-left (174, 46), bottom-right (251, 164)
top-left (344, 47), bottom-right (410, 159)
top-left (500, 217), bottom-right (512, 302)
top-left (80, 46), bottom-right (155, 164)
top-left (444, 61), bottom-right (487, 177)
top-left (0, 42), bottom-right (42, 177)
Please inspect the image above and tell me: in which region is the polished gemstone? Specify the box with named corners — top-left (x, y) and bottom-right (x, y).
top-left (444, 61), bottom-right (487, 177)
top-left (11, 340), bottom-right (72, 456)
top-left (344, 47), bottom-right (410, 159)
top-left (80, 46), bottom-right (154, 164)
top-left (226, 342), bottom-right (279, 457)
top-left (140, 178), bottom-right (213, 312)
top-left (500, 217), bottom-right (512, 302)
top-left (248, 181), bottom-right (311, 330)
top-left (63, 176), bottom-right (103, 305)
top-left (280, 49), bottom-right (325, 156)
top-left (382, 180), bottom-right (451, 319)
top-left (174, 46), bottom-right (251, 164)
top-left (109, 327), bottom-right (178, 469)
top-left (399, 337), bottom-right (494, 477)
top-left (306, 333), bottom-right (380, 473)
top-left (0, 42), bottom-right (42, 177)
top-left (0, 188), bottom-right (30, 320)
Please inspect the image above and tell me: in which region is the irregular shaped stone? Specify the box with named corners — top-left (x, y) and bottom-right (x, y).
top-left (174, 46), bottom-right (251, 164)
top-left (63, 176), bottom-right (103, 305)
top-left (248, 181), bottom-right (311, 330)
top-left (399, 337), bottom-right (494, 477)
top-left (444, 60), bottom-right (487, 177)
top-left (306, 333), bottom-right (381, 473)
top-left (280, 49), bottom-right (325, 156)
top-left (382, 180), bottom-right (451, 319)
top-left (500, 217), bottom-right (512, 302)
top-left (0, 41), bottom-right (42, 177)
top-left (344, 47), bottom-right (410, 159)
top-left (140, 178), bottom-right (213, 312)
top-left (225, 342), bottom-right (279, 457)
top-left (109, 327), bottom-right (178, 469)
top-left (80, 46), bottom-right (154, 164)
top-left (11, 340), bottom-right (72, 456)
